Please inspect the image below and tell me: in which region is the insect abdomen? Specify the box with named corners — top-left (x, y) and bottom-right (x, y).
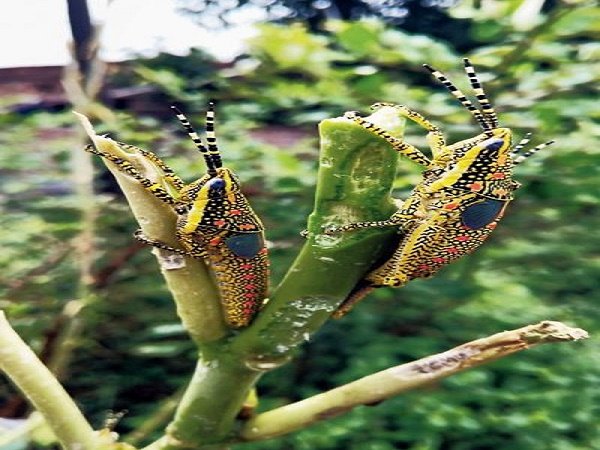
top-left (183, 227), bottom-right (269, 328)
top-left (366, 195), bottom-right (509, 287)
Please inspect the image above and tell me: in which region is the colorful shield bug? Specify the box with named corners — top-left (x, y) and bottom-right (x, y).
top-left (327, 59), bottom-right (554, 317)
top-left (85, 104), bottom-right (269, 328)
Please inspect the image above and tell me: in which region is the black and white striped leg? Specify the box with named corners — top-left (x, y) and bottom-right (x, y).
top-left (323, 216), bottom-right (408, 234)
top-left (344, 110), bottom-right (432, 167)
top-left (133, 230), bottom-right (208, 258)
top-left (371, 103), bottom-right (448, 161)
top-left (117, 143), bottom-right (185, 190)
top-left (84, 144), bottom-right (178, 206)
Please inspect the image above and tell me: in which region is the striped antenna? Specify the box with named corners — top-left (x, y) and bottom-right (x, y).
top-left (463, 58), bottom-right (499, 129)
top-left (510, 133), bottom-right (533, 155)
top-left (512, 140), bottom-right (555, 165)
top-left (205, 101), bottom-right (222, 169)
top-left (171, 105), bottom-right (217, 177)
top-left (423, 63), bottom-right (492, 133)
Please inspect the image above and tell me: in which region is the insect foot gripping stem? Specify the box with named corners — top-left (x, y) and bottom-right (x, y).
top-left (86, 103), bottom-right (269, 329)
top-left (333, 59), bottom-right (554, 319)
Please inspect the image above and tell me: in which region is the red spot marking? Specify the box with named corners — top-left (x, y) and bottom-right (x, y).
top-left (431, 257), bottom-right (446, 263)
top-left (243, 301), bottom-right (255, 307)
top-left (244, 284), bottom-right (256, 290)
top-left (229, 209), bottom-right (241, 215)
top-left (418, 264), bottom-right (431, 271)
top-left (456, 235), bottom-right (471, 242)
top-left (214, 219), bottom-right (226, 227)
top-left (446, 247), bottom-right (459, 254)
top-left (209, 237), bottom-right (221, 246)
top-left (243, 274), bottom-right (255, 280)
top-left (444, 202), bottom-right (459, 210)
top-left (240, 263), bottom-right (253, 269)
top-left (491, 172), bottom-right (506, 180)
top-left (244, 293), bottom-right (255, 298)
top-left (487, 222), bottom-right (498, 230)
top-left (468, 182), bottom-right (483, 192)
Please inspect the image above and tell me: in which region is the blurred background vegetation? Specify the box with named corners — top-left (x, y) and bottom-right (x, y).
top-left (1, 0), bottom-right (599, 448)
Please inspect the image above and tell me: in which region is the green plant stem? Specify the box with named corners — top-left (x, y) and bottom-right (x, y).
top-left (154, 349), bottom-right (261, 449)
top-left (240, 321), bottom-right (588, 441)
top-left (233, 106), bottom-right (404, 358)
top-left (0, 311), bottom-right (97, 449)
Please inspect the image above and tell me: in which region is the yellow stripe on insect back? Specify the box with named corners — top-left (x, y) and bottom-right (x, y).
top-left (426, 129), bottom-right (512, 193)
top-left (425, 145), bottom-right (481, 192)
top-left (220, 169), bottom-right (238, 204)
top-left (219, 169), bottom-right (236, 190)
top-left (182, 168), bottom-right (238, 234)
top-left (183, 193), bottom-right (209, 234)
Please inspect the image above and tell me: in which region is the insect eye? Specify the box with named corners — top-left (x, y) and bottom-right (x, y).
top-left (485, 139), bottom-right (504, 152)
top-left (208, 178), bottom-right (226, 190)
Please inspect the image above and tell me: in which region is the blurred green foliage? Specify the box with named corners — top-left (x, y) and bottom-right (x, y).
top-left (1, 0), bottom-right (599, 448)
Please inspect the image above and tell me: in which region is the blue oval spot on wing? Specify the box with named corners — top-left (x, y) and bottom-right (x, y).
top-left (461, 199), bottom-right (507, 229)
top-left (225, 233), bottom-right (264, 258)
top-left (485, 139), bottom-right (504, 152)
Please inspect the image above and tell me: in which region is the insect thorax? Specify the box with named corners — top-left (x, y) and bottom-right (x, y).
top-left (178, 191), bottom-right (263, 234)
top-left (424, 130), bottom-right (516, 201)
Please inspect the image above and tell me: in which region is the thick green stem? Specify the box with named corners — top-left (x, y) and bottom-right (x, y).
top-left (233, 106), bottom-right (404, 357)
top-left (156, 346), bottom-right (261, 449)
